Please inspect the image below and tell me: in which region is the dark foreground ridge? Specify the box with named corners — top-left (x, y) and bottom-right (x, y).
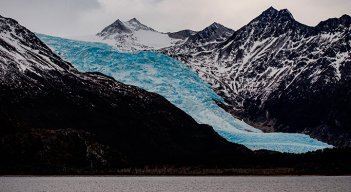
top-left (0, 15), bottom-right (350, 175)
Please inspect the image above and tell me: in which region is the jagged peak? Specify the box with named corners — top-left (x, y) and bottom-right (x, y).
top-left (262, 6), bottom-right (278, 16)
top-left (279, 9), bottom-right (294, 19)
top-left (253, 7), bottom-right (296, 24)
top-left (186, 22), bottom-right (234, 44)
top-left (97, 19), bottom-right (132, 36)
top-left (128, 18), bottom-right (141, 23)
top-left (114, 19), bottom-right (123, 23)
top-left (124, 18), bottom-right (155, 31)
top-left (205, 22), bottom-right (233, 32)
top-left (108, 19), bottom-right (125, 27)
top-left (315, 14), bottom-right (351, 31)
top-left (340, 14), bottom-right (351, 22)
top-left (0, 15), bottom-right (18, 25)
top-left (107, 19), bottom-right (128, 29)
top-left (97, 17), bottom-right (157, 36)
top-left (206, 22), bottom-right (222, 30)
top-left (210, 22), bottom-right (220, 27)
top-left (111, 19), bottom-right (127, 27)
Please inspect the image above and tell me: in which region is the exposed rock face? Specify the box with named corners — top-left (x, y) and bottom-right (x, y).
top-left (186, 22), bottom-right (234, 45)
top-left (167, 29), bottom-right (197, 40)
top-left (0, 15), bottom-right (251, 171)
top-left (98, 19), bottom-right (133, 35)
top-left (97, 18), bottom-right (155, 37)
top-left (162, 22), bottom-right (234, 60)
top-left (162, 8), bottom-right (351, 147)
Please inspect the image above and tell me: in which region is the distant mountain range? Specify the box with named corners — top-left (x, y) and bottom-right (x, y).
top-left (56, 7), bottom-right (351, 147)
top-left (71, 18), bottom-right (235, 52)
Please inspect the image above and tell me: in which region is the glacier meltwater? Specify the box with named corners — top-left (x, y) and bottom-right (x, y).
top-left (38, 34), bottom-right (332, 153)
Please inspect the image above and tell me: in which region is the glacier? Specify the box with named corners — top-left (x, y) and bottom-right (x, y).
top-left (38, 34), bottom-right (332, 153)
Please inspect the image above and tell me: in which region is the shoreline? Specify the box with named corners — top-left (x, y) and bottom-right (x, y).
top-left (1, 175), bottom-right (351, 177)
top-left (1, 169), bottom-right (351, 177)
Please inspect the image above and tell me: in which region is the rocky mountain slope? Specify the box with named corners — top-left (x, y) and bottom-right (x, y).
top-left (186, 22), bottom-right (234, 45)
top-left (0, 15), bottom-right (254, 171)
top-left (167, 29), bottom-right (197, 40)
top-left (162, 7), bottom-right (351, 147)
top-left (162, 22), bottom-right (234, 58)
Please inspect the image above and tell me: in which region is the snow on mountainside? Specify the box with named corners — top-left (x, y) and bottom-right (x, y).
top-left (1, 14), bottom-right (261, 168)
top-left (71, 18), bottom-right (186, 52)
top-left (162, 7), bottom-right (351, 147)
top-left (0, 16), bottom-right (74, 77)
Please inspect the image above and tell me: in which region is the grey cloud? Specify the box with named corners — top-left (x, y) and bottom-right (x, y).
top-left (0, 0), bottom-right (350, 36)
top-left (0, 0), bottom-right (101, 36)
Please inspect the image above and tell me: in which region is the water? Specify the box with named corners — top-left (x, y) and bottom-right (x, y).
top-left (37, 34), bottom-right (332, 153)
top-left (1, 176), bottom-right (350, 192)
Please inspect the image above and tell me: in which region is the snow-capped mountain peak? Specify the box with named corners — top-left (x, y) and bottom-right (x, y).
top-left (97, 19), bottom-right (132, 37)
top-left (96, 18), bottom-right (156, 37)
top-left (90, 18), bottom-right (184, 52)
top-left (125, 18), bottom-right (155, 31)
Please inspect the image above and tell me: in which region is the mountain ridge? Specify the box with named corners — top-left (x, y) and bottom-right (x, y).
top-left (161, 7), bottom-right (351, 147)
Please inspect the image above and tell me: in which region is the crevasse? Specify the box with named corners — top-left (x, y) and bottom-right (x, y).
top-left (38, 34), bottom-right (332, 153)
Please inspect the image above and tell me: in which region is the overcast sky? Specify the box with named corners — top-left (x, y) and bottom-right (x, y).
top-left (0, 0), bottom-right (350, 37)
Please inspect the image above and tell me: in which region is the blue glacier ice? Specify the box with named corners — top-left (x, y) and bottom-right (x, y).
top-left (38, 34), bottom-right (332, 153)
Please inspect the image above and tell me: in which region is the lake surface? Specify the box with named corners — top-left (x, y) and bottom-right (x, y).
top-left (0, 176), bottom-right (350, 192)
